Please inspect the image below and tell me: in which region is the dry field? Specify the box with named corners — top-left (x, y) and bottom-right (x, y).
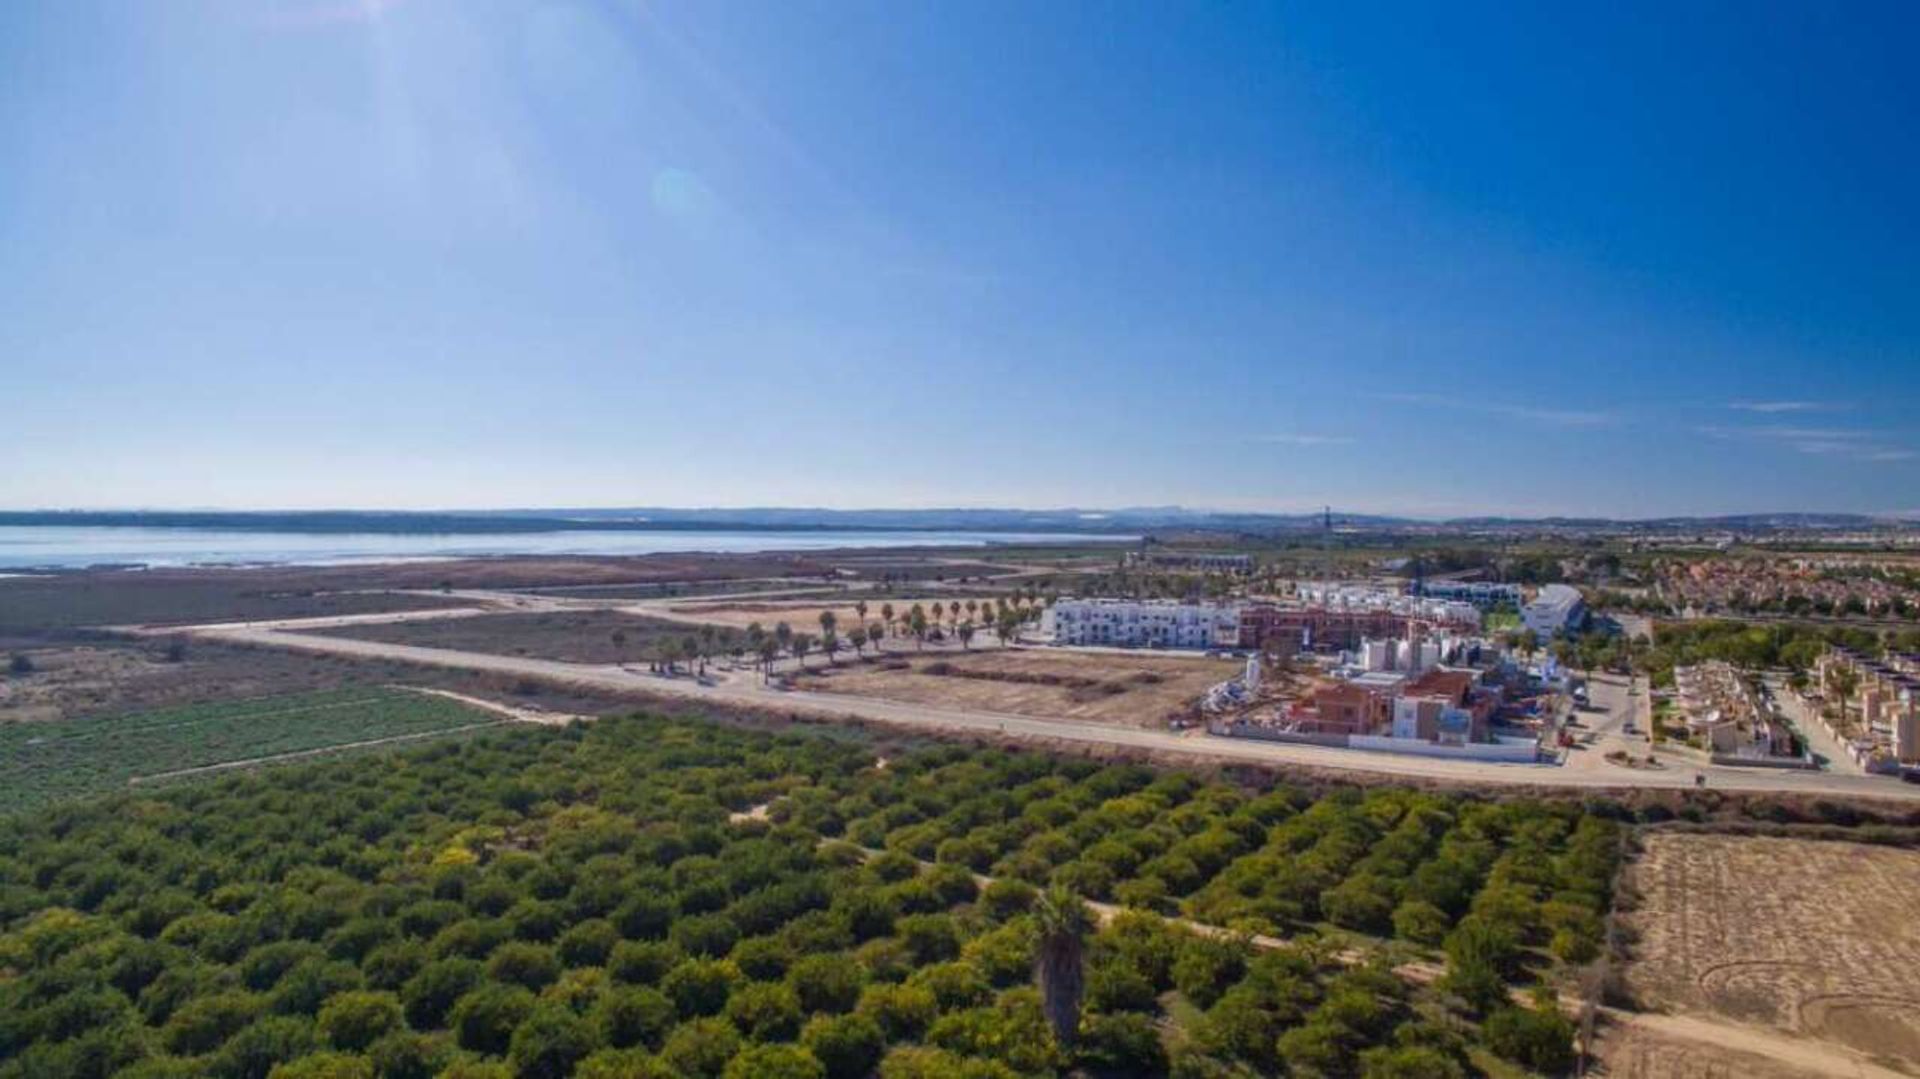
top-left (826, 558), bottom-right (1013, 581)
top-left (1618, 832), bottom-right (1920, 1070)
top-left (0, 640), bottom-right (641, 727)
top-left (791, 648), bottom-right (1236, 726)
top-left (306, 611), bottom-right (734, 666)
top-left (0, 554), bottom-right (830, 638)
top-left (522, 579), bottom-right (844, 601)
top-left (0, 646), bottom-right (175, 723)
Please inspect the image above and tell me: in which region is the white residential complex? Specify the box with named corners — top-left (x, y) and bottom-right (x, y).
top-left (1044, 599), bottom-right (1242, 649)
top-left (1294, 583), bottom-right (1483, 628)
top-left (1521, 584), bottom-right (1586, 636)
top-left (1415, 581), bottom-right (1524, 608)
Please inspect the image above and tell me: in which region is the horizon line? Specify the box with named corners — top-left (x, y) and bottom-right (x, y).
top-left (3, 505), bottom-right (1916, 526)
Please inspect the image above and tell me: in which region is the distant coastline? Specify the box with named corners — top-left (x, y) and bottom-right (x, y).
top-left (0, 522), bottom-right (1130, 571)
top-left (0, 510), bottom-right (971, 536)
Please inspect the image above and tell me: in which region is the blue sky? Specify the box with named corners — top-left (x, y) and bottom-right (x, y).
top-left (3, 1), bottom-right (1917, 518)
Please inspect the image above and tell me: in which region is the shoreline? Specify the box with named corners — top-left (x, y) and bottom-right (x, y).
top-left (0, 527), bottom-right (1131, 573)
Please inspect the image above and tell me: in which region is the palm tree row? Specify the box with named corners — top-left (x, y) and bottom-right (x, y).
top-left (636, 593), bottom-right (1055, 685)
top-left (863, 595), bottom-right (1050, 649)
top-left (618, 624), bottom-right (739, 676)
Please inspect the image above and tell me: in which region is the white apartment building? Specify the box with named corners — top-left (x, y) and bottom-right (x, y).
top-left (1294, 583), bottom-right (1483, 629)
top-left (1522, 584), bottom-right (1586, 637)
top-left (1044, 599), bottom-right (1242, 649)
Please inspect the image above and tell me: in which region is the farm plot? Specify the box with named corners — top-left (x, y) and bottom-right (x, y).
top-left (306, 610), bottom-right (740, 665)
top-left (792, 648), bottom-right (1237, 726)
top-left (0, 688), bottom-right (503, 814)
top-left (827, 557), bottom-right (1014, 581)
top-left (1621, 832), bottom-right (1920, 1067)
top-left (0, 573), bottom-right (464, 634)
top-left (520, 578), bottom-right (839, 600)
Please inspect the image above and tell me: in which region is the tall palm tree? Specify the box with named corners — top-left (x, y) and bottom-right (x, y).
top-left (698, 626), bottom-right (719, 674)
top-left (818, 610), bottom-right (838, 643)
top-left (855, 599), bottom-right (869, 627)
top-left (790, 632), bottom-right (813, 670)
top-left (1033, 886), bottom-right (1091, 1052)
top-left (757, 638), bottom-right (779, 682)
top-left (775, 621), bottom-right (793, 656)
top-left (880, 603), bottom-right (895, 636)
top-left (850, 626), bottom-right (868, 656)
top-left (869, 621), bottom-right (887, 655)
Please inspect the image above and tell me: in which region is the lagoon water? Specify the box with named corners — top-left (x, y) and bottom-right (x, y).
top-left (0, 526), bottom-right (1124, 570)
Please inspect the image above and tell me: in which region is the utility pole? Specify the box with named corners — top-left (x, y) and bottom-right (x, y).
top-left (1322, 505), bottom-right (1334, 583)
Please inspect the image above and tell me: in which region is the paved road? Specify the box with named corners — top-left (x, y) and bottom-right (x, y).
top-left (1559, 671), bottom-right (1652, 776)
top-left (137, 613), bottom-right (1920, 802)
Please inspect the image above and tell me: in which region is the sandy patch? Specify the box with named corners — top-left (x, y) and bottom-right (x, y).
top-left (791, 648), bottom-right (1236, 727)
top-left (1, 647), bottom-right (173, 723)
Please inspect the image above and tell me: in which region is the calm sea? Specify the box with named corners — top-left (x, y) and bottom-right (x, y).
top-left (0, 525), bottom-right (1125, 571)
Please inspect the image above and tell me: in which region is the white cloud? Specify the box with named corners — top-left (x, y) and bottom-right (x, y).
top-left (1727, 400), bottom-right (1847, 414)
top-left (1697, 424), bottom-right (1913, 463)
top-left (1378, 392), bottom-right (1617, 428)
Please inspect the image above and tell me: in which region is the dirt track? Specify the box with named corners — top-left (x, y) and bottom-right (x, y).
top-left (1595, 1010), bottom-right (1912, 1078)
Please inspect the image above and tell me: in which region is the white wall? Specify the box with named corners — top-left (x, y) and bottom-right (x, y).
top-left (1349, 735), bottom-right (1541, 762)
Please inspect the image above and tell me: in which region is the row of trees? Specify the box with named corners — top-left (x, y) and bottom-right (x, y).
top-left (1631, 620), bottom-right (1894, 687)
top-left (792, 751), bottom-right (1619, 968)
top-left (1504, 614), bottom-right (1892, 688)
top-left (858, 598), bottom-right (1047, 644)
top-left (718, 601), bottom-right (1051, 682)
top-left (1592, 586), bottom-right (1920, 621)
top-left (605, 595), bottom-right (1054, 680)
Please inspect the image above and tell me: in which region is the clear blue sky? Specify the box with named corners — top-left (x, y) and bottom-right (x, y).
top-left (3, 1), bottom-right (1916, 518)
